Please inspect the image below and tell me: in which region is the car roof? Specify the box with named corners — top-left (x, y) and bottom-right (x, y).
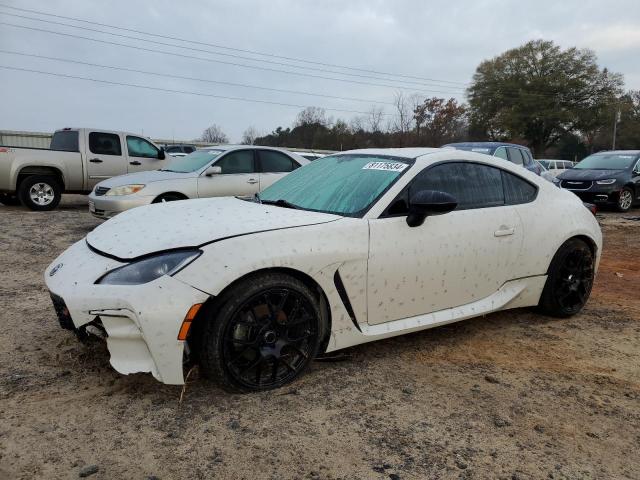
top-left (592, 150), bottom-right (640, 155)
top-left (335, 147), bottom-right (442, 159)
top-left (443, 142), bottom-right (530, 150)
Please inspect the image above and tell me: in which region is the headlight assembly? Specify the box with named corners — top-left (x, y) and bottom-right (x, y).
top-left (596, 179), bottom-right (616, 185)
top-left (97, 250), bottom-right (201, 285)
top-left (105, 184), bottom-right (146, 196)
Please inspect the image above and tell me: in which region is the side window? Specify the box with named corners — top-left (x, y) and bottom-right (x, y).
top-left (215, 150), bottom-right (255, 174)
top-left (258, 150), bottom-right (296, 172)
top-left (508, 148), bottom-right (524, 166)
top-left (126, 136), bottom-right (159, 158)
top-left (494, 147), bottom-right (508, 161)
top-left (184, 146), bottom-right (195, 153)
top-left (503, 171), bottom-right (537, 205)
top-left (89, 132), bottom-right (122, 156)
top-left (166, 146), bottom-right (181, 153)
top-left (410, 162), bottom-right (504, 210)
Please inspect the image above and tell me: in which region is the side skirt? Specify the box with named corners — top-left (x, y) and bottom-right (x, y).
top-left (326, 275), bottom-right (547, 352)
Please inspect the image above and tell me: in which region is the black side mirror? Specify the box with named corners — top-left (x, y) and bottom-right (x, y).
top-left (158, 147), bottom-right (166, 160)
top-left (406, 190), bottom-right (457, 227)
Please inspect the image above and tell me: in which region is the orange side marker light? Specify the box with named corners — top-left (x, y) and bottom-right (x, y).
top-left (177, 303), bottom-right (203, 340)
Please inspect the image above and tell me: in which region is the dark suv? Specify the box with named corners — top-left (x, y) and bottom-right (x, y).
top-left (557, 150), bottom-right (640, 212)
top-left (442, 142), bottom-right (542, 175)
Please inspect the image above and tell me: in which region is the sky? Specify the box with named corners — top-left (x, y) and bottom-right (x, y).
top-left (1, 0), bottom-right (639, 143)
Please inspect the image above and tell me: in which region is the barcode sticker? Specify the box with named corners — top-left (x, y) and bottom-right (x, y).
top-left (362, 161), bottom-right (408, 172)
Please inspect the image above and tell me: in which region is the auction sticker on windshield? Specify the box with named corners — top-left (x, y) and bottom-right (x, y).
top-left (362, 161), bottom-right (408, 172)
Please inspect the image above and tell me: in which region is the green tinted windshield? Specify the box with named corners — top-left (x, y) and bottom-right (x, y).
top-left (162, 149), bottom-right (224, 173)
top-left (575, 153), bottom-right (638, 170)
top-left (259, 154), bottom-right (412, 216)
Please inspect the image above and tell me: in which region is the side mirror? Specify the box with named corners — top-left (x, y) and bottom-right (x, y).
top-left (158, 147), bottom-right (166, 160)
top-left (406, 190), bottom-right (457, 227)
top-left (205, 165), bottom-right (222, 176)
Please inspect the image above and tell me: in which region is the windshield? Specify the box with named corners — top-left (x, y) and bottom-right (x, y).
top-left (162, 149), bottom-right (224, 172)
top-left (575, 153), bottom-right (638, 170)
top-left (259, 154), bottom-right (412, 216)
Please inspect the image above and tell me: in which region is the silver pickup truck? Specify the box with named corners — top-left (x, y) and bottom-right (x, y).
top-left (0, 128), bottom-right (168, 210)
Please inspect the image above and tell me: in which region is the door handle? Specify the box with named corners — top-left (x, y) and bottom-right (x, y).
top-left (247, 179), bottom-right (258, 184)
top-left (494, 226), bottom-right (515, 237)
top-left (89, 158), bottom-right (103, 163)
top-left (129, 161), bottom-right (141, 166)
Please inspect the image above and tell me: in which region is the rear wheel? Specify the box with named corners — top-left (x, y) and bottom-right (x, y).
top-left (199, 272), bottom-right (326, 392)
top-left (538, 238), bottom-right (594, 317)
top-left (18, 175), bottom-right (62, 211)
top-left (617, 187), bottom-right (633, 212)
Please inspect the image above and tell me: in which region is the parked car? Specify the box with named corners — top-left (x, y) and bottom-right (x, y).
top-left (0, 128), bottom-right (167, 210)
top-left (442, 142), bottom-right (543, 175)
top-left (46, 147), bottom-right (601, 391)
top-left (164, 144), bottom-right (197, 156)
top-left (535, 160), bottom-right (557, 184)
top-left (537, 159), bottom-right (575, 177)
top-left (557, 150), bottom-right (640, 212)
top-left (88, 146), bottom-right (308, 219)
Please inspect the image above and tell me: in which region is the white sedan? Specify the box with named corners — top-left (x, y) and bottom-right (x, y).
top-left (88, 146), bottom-right (308, 219)
top-left (45, 148), bottom-right (601, 392)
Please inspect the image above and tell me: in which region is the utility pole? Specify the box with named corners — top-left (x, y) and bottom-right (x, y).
top-left (612, 108), bottom-right (621, 150)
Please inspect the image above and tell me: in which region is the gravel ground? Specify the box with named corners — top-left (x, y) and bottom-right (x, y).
top-left (1, 196), bottom-right (639, 480)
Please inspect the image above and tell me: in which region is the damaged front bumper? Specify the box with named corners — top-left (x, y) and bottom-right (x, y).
top-left (44, 240), bottom-right (210, 385)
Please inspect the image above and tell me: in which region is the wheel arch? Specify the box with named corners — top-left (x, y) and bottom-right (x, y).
top-left (17, 166), bottom-right (65, 190)
top-left (152, 191), bottom-right (189, 202)
top-left (188, 267), bottom-right (333, 358)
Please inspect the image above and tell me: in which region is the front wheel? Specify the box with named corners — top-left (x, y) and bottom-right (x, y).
top-left (18, 175), bottom-right (62, 211)
top-left (198, 273), bottom-right (326, 392)
top-left (617, 187), bottom-right (633, 212)
top-left (538, 238), bottom-right (595, 317)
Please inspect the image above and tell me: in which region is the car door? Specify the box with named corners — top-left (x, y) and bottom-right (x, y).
top-left (366, 161), bottom-right (523, 325)
top-left (257, 149), bottom-right (300, 190)
top-left (85, 131), bottom-right (128, 188)
top-left (196, 149), bottom-right (259, 198)
top-left (125, 135), bottom-right (166, 173)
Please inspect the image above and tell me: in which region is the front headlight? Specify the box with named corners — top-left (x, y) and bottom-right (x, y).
top-left (596, 179), bottom-right (616, 185)
top-left (105, 184), bottom-right (146, 196)
top-left (97, 250), bottom-right (201, 285)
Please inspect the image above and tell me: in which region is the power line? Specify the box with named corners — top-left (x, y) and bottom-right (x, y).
top-left (0, 2), bottom-right (469, 87)
top-left (0, 10), bottom-right (466, 92)
top-left (0, 49), bottom-right (396, 106)
top-left (0, 22), bottom-right (467, 96)
top-left (0, 64), bottom-right (393, 116)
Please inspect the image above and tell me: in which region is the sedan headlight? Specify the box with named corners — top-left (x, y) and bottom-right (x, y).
top-left (596, 179), bottom-right (616, 185)
top-left (105, 184), bottom-right (146, 196)
top-left (97, 250), bottom-right (201, 285)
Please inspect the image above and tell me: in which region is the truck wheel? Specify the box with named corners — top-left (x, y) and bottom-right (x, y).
top-left (0, 193), bottom-right (21, 206)
top-left (18, 175), bottom-right (62, 211)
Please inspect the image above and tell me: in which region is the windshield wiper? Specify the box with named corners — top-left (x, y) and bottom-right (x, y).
top-left (159, 168), bottom-right (176, 172)
top-left (261, 199), bottom-right (300, 210)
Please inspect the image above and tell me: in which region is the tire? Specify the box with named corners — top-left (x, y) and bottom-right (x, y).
top-left (17, 175), bottom-right (62, 211)
top-left (198, 272), bottom-right (327, 392)
top-left (152, 193), bottom-right (187, 203)
top-left (538, 238), bottom-right (594, 318)
top-left (616, 187), bottom-right (633, 212)
top-left (0, 193), bottom-right (21, 206)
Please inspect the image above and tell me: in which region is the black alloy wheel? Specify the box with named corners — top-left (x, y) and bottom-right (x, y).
top-left (538, 238), bottom-right (595, 317)
top-left (198, 273), bottom-right (325, 392)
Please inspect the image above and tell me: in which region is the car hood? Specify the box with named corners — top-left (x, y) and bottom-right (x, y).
top-left (557, 169), bottom-right (625, 181)
top-left (95, 169), bottom-right (195, 188)
top-left (86, 197), bottom-right (341, 260)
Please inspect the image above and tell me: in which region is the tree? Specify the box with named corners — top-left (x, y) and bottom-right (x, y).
top-left (294, 107), bottom-right (327, 128)
top-left (413, 97), bottom-right (467, 146)
top-left (467, 40), bottom-right (623, 155)
top-left (200, 124), bottom-right (229, 143)
top-left (241, 126), bottom-right (260, 145)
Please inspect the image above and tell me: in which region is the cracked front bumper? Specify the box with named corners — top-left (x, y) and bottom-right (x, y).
top-left (44, 240), bottom-right (210, 384)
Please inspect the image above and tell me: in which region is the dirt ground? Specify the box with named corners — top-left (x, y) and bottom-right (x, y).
top-left (1, 196), bottom-right (639, 480)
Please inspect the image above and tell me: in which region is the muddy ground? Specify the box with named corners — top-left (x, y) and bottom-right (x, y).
top-left (0, 196), bottom-right (638, 480)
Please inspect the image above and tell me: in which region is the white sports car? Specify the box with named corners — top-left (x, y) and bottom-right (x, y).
top-left (45, 148), bottom-right (601, 392)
